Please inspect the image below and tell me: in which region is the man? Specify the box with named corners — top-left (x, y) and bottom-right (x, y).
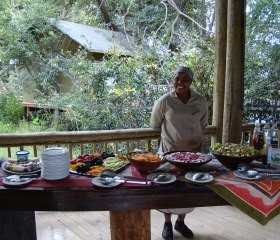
top-left (150, 66), bottom-right (208, 240)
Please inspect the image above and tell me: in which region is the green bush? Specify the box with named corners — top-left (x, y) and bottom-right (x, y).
top-left (0, 120), bottom-right (50, 134)
top-left (0, 91), bottom-right (24, 124)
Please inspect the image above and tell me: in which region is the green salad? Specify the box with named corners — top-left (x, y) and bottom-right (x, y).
top-left (211, 143), bottom-right (259, 157)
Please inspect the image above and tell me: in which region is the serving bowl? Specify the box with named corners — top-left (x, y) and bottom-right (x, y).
top-left (210, 143), bottom-right (262, 170)
top-left (126, 151), bottom-right (166, 172)
top-left (210, 151), bottom-right (262, 170)
top-left (163, 151), bottom-right (212, 171)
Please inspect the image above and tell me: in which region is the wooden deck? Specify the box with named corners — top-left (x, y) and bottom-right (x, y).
top-left (36, 206), bottom-right (280, 240)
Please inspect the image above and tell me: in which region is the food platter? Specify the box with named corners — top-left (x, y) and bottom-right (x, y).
top-left (70, 153), bottom-right (129, 177)
top-left (70, 162), bottom-right (129, 177)
top-left (1, 159), bottom-right (41, 175)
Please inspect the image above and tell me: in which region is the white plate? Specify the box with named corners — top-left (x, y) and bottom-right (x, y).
top-left (1, 161), bottom-right (41, 175)
top-left (147, 173), bottom-right (176, 185)
top-left (41, 175), bottom-right (69, 180)
top-left (2, 177), bottom-right (33, 186)
top-left (185, 172), bottom-right (214, 183)
top-left (233, 170), bottom-right (262, 180)
top-left (92, 177), bottom-right (122, 188)
top-left (41, 147), bottom-right (70, 157)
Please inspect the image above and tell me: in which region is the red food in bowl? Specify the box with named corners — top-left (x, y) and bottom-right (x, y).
top-left (164, 151), bottom-right (212, 171)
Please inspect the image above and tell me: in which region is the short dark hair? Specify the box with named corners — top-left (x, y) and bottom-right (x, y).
top-left (174, 66), bottom-right (194, 80)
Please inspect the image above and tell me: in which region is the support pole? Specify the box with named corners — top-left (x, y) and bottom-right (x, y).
top-left (0, 211), bottom-right (37, 240)
top-left (212, 0), bottom-right (228, 145)
top-left (223, 0), bottom-right (246, 143)
top-left (110, 209), bottom-right (151, 240)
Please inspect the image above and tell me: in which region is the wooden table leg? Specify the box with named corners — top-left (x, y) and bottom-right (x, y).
top-left (110, 209), bottom-right (151, 240)
top-left (0, 211), bottom-right (37, 240)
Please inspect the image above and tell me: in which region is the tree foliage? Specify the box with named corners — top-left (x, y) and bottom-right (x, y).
top-left (244, 0), bottom-right (280, 123)
top-left (0, 0), bottom-right (278, 131)
top-left (0, 90), bottom-right (23, 124)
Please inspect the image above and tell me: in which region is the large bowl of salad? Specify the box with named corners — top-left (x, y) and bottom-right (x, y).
top-left (210, 143), bottom-right (262, 169)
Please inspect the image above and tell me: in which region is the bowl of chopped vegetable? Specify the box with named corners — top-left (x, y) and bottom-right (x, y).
top-left (210, 143), bottom-right (262, 170)
top-left (163, 151), bottom-right (212, 171)
top-left (126, 151), bottom-right (166, 172)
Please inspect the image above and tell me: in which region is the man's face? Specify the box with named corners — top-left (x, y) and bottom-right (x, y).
top-left (173, 72), bottom-right (192, 94)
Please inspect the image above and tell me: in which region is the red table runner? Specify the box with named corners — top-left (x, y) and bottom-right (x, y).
top-left (0, 173), bottom-right (93, 188)
top-left (0, 166), bottom-right (152, 188)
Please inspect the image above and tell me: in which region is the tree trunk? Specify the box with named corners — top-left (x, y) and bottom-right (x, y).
top-left (96, 0), bottom-right (119, 31)
top-left (223, 0), bottom-right (246, 143)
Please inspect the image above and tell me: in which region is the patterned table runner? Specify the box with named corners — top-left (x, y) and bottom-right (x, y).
top-left (208, 172), bottom-right (280, 225)
top-left (128, 160), bottom-right (280, 225)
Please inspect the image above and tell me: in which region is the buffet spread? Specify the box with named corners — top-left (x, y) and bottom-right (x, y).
top-left (1, 145), bottom-right (280, 225)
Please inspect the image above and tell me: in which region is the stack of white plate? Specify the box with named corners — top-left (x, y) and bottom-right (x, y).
top-left (40, 147), bottom-right (70, 180)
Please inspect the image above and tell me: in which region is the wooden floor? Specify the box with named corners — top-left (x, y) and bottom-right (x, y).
top-left (36, 206), bottom-right (280, 240)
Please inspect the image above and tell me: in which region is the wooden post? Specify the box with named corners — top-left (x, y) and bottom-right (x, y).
top-left (212, 0), bottom-right (228, 145)
top-left (223, 0), bottom-right (246, 143)
top-left (110, 210), bottom-right (151, 240)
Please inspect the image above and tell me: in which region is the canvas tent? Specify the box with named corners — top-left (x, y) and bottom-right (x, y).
top-left (53, 19), bottom-right (135, 58)
top-left (22, 20), bottom-right (135, 118)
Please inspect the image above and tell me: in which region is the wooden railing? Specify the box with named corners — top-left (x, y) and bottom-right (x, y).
top-left (2, 123), bottom-right (273, 160)
top-left (0, 126), bottom-right (218, 159)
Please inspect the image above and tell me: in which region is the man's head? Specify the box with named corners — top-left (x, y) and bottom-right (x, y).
top-left (173, 66), bottom-right (193, 94)
top-left (174, 66), bottom-right (194, 81)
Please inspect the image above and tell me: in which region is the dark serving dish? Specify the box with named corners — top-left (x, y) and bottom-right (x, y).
top-left (210, 151), bottom-right (263, 170)
top-left (163, 151), bottom-right (212, 171)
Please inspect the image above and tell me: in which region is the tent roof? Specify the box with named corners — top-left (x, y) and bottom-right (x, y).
top-left (54, 20), bottom-right (135, 55)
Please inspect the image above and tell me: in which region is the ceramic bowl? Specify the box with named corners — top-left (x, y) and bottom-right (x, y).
top-left (210, 151), bottom-right (262, 170)
top-left (126, 151), bottom-right (166, 172)
top-left (163, 151), bottom-right (212, 171)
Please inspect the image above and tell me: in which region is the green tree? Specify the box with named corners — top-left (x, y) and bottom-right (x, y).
top-left (244, 0), bottom-right (280, 123)
top-left (0, 91), bottom-right (23, 124)
top-left (1, 0), bottom-right (278, 132)
top-left (1, 0), bottom-right (216, 130)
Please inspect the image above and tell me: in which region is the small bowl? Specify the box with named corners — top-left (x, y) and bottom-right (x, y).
top-left (163, 151), bottom-right (212, 171)
top-left (126, 151), bottom-right (166, 172)
top-left (16, 150), bottom-right (29, 162)
top-left (210, 151), bottom-right (262, 170)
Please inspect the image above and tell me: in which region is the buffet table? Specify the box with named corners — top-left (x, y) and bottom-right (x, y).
top-left (0, 170), bottom-right (227, 240)
top-left (0, 160), bottom-right (279, 240)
